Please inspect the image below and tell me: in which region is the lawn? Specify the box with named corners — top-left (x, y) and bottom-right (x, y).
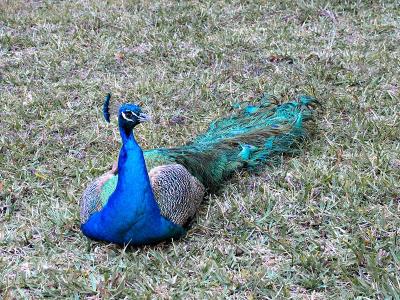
top-left (1, 0), bottom-right (399, 299)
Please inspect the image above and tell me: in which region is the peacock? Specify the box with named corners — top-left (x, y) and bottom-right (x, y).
top-left (80, 93), bottom-right (318, 245)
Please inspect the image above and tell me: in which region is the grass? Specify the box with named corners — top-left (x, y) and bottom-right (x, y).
top-left (0, 0), bottom-right (399, 298)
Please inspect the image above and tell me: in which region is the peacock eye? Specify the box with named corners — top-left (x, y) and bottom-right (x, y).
top-left (125, 111), bottom-right (133, 119)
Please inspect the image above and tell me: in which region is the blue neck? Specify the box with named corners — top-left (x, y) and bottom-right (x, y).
top-left (117, 125), bottom-right (147, 189)
top-left (111, 124), bottom-right (160, 221)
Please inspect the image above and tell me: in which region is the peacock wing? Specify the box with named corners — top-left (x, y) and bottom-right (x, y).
top-left (79, 171), bottom-right (116, 224)
top-left (148, 164), bottom-right (205, 226)
top-left (80, 162), bottom-right (118, 224)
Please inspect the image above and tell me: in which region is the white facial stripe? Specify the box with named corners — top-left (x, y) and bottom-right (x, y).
top-left (121, 111), bottom-right (134, 122)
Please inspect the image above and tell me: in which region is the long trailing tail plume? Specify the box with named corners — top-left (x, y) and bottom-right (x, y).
top-left (145, 94), bottom-right (319, 191)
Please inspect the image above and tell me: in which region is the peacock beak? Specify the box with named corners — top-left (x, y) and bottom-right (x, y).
top-left (138, 112), bottom-right (151, 123)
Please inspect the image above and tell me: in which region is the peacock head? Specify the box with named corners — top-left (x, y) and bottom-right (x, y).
top-left (103, 93), bottom-right (150, 132)
top-left (118, 103), bottom-right (150, 131)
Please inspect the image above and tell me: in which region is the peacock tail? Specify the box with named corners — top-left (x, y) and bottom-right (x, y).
top-left (151, 94), bottom-right (317, 190)
top-left (95, 94), bottom-right (317, 205)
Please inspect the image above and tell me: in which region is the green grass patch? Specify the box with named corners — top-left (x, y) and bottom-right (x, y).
top-left (1, 0), bottom-right (399, 298)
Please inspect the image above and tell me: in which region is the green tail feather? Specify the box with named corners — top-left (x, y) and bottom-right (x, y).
top-left (144, 94), bottom-right (318, 191)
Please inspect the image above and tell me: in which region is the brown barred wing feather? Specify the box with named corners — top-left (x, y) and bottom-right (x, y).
top-left (80, 163), bottom-right (117, 224)
top-left (149, 164), bottom-right (205, 226)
